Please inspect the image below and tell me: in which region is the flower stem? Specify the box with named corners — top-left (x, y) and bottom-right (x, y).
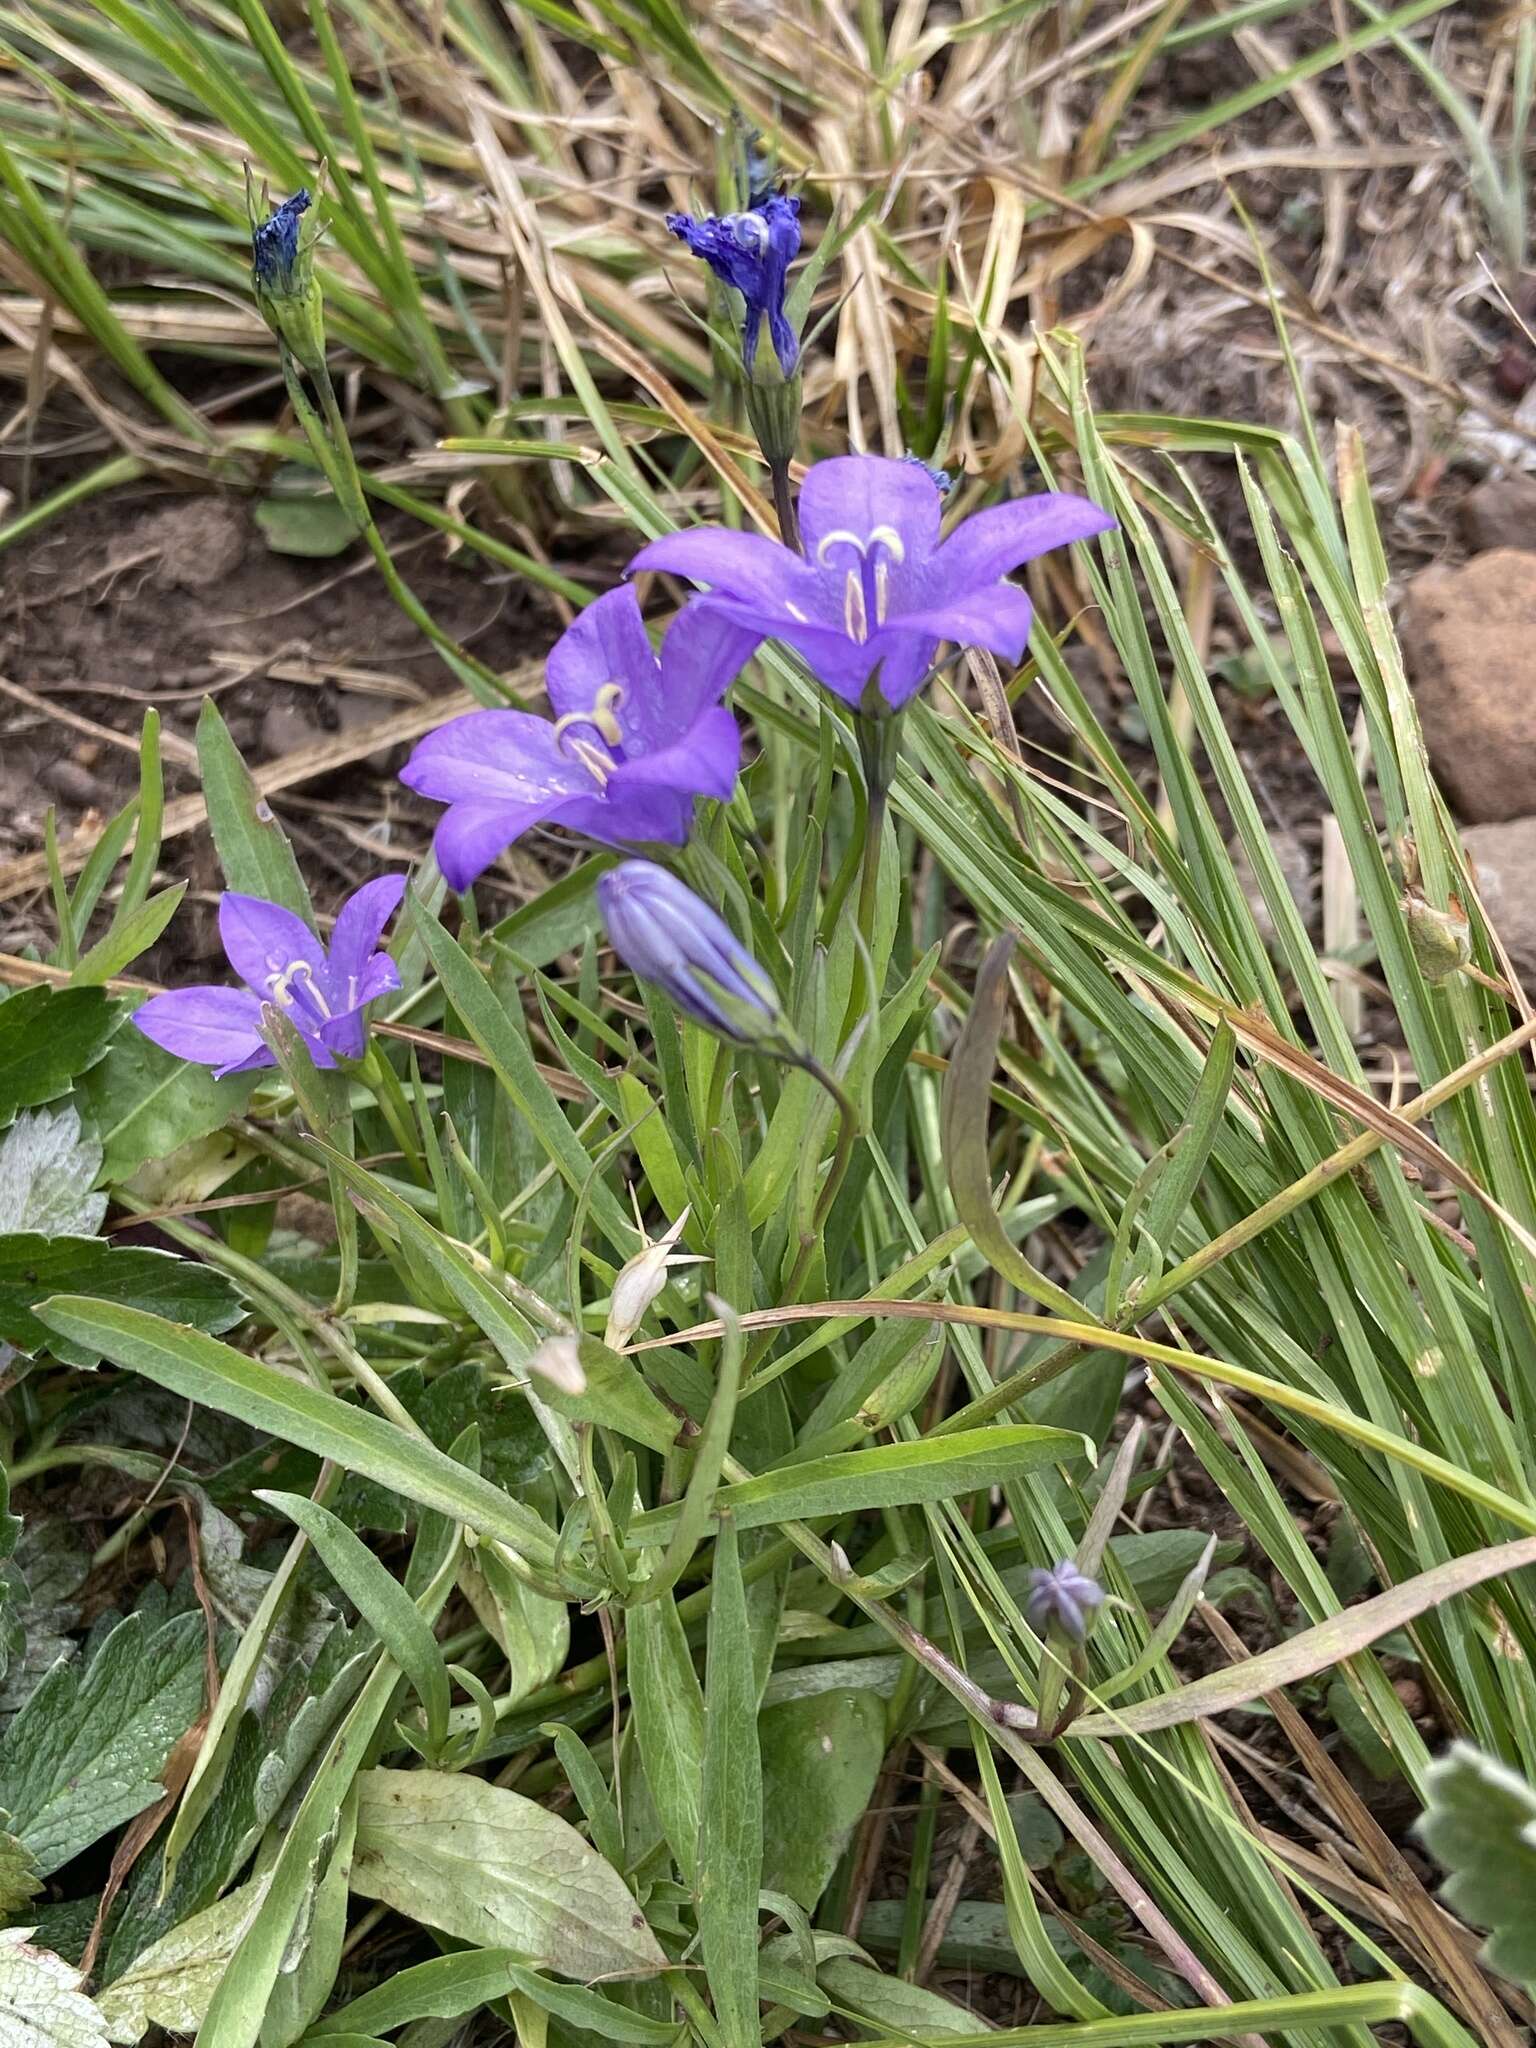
top-left (279, 352), bottom-right (511, 704)
top-left (769, 457), bottom-right (801, 553)
top-left (781, 1054), bottom-right (860, 1303)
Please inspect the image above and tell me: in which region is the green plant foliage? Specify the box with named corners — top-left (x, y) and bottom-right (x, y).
top-left (1418, 1744), bottom-right (1536, 1989)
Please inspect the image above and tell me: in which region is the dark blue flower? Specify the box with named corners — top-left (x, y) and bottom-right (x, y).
top-left (252, 188), bottom-right (311, 293)
top-left (1025, 1559), bottom-right (1105, 1642)
top-left (666, 192), bottom-right (801, 377)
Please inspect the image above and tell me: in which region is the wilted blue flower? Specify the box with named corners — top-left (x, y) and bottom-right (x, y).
top-left (597, 860), bottom-right (787, 1046)
top-left (630, 453), bottom-right (1114, 712)
top-left (132, 876), bottom-right (405, 1077)
top-left (252, 188), bottom-right (311, 294)
top-left (666, 191), bottom-right (802, 378)
top-left (1025, 1559), bottom-right (1105, 1642)
top-left (401, 589), bottom-right (757, 892)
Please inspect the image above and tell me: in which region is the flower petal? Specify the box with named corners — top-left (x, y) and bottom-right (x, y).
top-left (609, 707), bottom-right (741, 801)
top-left (132, 986), bottom-right (271, 1075)
top-left (560, 787), bottom-right (696, 847)
top-left (544, 588), bottom-right (657, 729)
top-left (647, 604), bottom-right (763, 735)
top-left (918, 493), bottom-right (1112, 598)
top-left (218, 894), bottom-right (323, 1001)
top-left (797, 455), bottom-right (943, 570)
top-left (892, 585), bottom-right (1035, 665)
top-left (326, 873), bottom-right (406, 990)
top-left (630, 529), bottom-right (821, 615)
top-left (433, 798), bottom-right (576, 892)
top-left (401, 710), bottom-right (595, 807)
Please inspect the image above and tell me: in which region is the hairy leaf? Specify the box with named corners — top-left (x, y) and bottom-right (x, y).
top-left (0, 1108), bottom-right (104, 1239)
top-left (76, 1027), bottom-right (255, 1188)
top-left (1418, 1743), bottom-right (1536, 1989)
top-left (0, 1238), bottom-right (243, 1365)
top-left (0, 1927), bottom-right (109, 2048)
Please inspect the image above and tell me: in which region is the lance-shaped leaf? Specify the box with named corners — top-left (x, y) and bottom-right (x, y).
top-left (1069, 1537), bottom-right (1536, 1738)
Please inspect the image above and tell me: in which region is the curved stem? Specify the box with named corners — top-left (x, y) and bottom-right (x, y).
top-left (769, 457), bottom-right (801, 552)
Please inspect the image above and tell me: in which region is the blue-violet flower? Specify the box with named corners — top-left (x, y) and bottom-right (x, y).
top-left (132, 876), bottom-right (406, 1077)
top-left (400, 588), bottom-right (755, 893)
top-left (252, 188), bottom-right (311, 294)
top-left (597, 860), bottom-right (786, 1047)
top-left (630, 453), bottom-right (1114, 712)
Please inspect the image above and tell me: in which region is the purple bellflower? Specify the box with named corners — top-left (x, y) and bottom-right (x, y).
top-left (1024, 1559), bottom-right (1105, 1643)
top-left (597, 860), bottom-right (787, 1047)
top-left (666, 191), bottom-right (802, 378)
top-left (132, 875), bottom-right (406, 1078)
top-left (631, 453), bottom-right (1114, 712)
top-left (400, 589), bottom-right (754, 893)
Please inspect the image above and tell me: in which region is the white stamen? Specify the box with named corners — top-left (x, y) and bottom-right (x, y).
top-left (814, 524), bottom-right (908, 566)
top-left (267, 958), bottom-right (332, 1019)
top-left (553, 680), bottom-right (625, 750)
top-left (785, 600), bottom-right (809, 622)
top-left (815, 527), bottom-right (870, 564)
top-left (562, 736), bottom-right (614, 788)
top-left (874, 558), bottom-right (890, 625)
top-left (843, 569), bottom-right (868, 643)
top-left (868, 524), bottom-right (906, 562)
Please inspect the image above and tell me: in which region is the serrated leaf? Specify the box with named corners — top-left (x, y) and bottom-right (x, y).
top-left (76, 1027), bottom-right (255, 1188)
top-left (0, 1238), bottom-right (243, 1365)
top-left (0, 1824), bottom-right (41, 1917)
top-left (0, 1610), bottom-right (207, 1875)
top-left (0, 989), bottom-right (116, 1131)
top-left (349, 1769), bottom-right (666, 1980)
top-left (1418, 1742), bottom-right (1536, 1988)
top-left (0, 1927), bottom-right (109, 2048)
top-left (95, 1877), bottom-right (268, 2045)
top-left (0, 1110), bottom-right (105, 1240)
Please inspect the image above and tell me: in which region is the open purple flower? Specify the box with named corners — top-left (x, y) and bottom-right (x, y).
top-left (132, 875), bottom-right (406, 1077)
top-left (400, 588), bottom-right (754, 892)
top-left (666, 191), bottom-right (801, 377)
top-left (630, 454), bottom-right (1114, 712)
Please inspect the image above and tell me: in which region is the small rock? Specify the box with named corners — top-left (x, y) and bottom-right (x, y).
top-left (1402, 550), bottom-right (1536, 823)
top-left (259, 696), bottom-right (316, 762)
top-left (39, 759), bottom-right (100, 808)
top-left (1461, 816), bottom-right (1536, 985)
top-left (1459, 476), bottom-right (1536, 555)
top-left (141, 497), bottom-right (248, 591)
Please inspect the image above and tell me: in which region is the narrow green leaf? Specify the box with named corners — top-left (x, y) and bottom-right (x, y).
top-left (195, 698), bottom-right (313, 919)
top-left (699, 1515), bottom-right (761, 2048)
top-left (257, 1490), bottom-right (452, 1752)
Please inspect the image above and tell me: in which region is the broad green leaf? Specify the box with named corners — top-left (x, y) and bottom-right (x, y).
top-left (256, 1491), bottom-right (452, 1753)
top-left (629, 1425), bottom-right (1088, 1540)
top-left (1418, 1743), bottom-right (1536, 1989)
top-left (313, 1951), bottom-right (677, 2041)
top-left (195, 699), bottom-right (313, 919)
top-left (1069, 1536), bottom-right (1536, 1737)
top-left (0, 1237), bottom-right (243, 1364)
top-left (77, 1024), bottom-right (255, 1187)
top-left (254, 479), bottom-right (359, 556)
top-left (537, 1336), bottom-right (680, 1455)
top-left (760, 1688), bottom-right (885, 1912)
top-left (349, 1769), bottom-right (666, 1980)
top-left (0, 1609), bottom-right (206, 1875)
top-left (0, 1825), bottom-right (40, 1918)
top-left (0, 1108), bottom-right (104, 1238)
top-left (33, 1301), bottom-right (569, 1577)
top-left (96, 1877), bottom-right (269, 2045)
top-left (698, 1517), bottom-right (760, 2048)
top-left (816, 1956), bottom-right (974, 2037)
top-left (258, 1785), bottom-right (356, 2048)
top-left (458, 1543), bottom-right (568, 1705)
top-left (0, 987), bottom-right (115, 1129)
top-left (0, 1927), bottom-right (109, 2048)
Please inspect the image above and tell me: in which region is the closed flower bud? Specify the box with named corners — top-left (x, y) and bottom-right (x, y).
top-left (598, 860), bottom-right (799, 1053)
top-left (1403, 891), bottom-right (1471, 985)
top-left (604, 1207), bottom-right (703, 1350)
top-left (248, 183), bottom-right (327, 375)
